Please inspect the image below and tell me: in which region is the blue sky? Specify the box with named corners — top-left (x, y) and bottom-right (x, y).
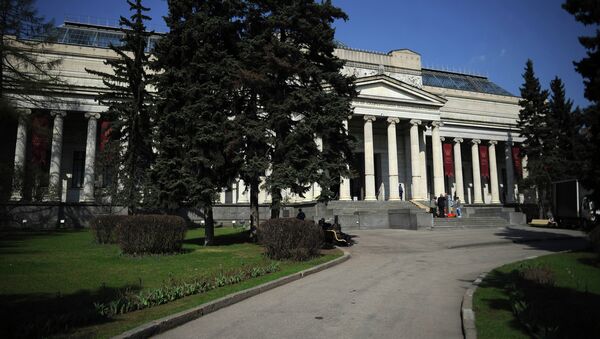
top-left (38, 0), bottom-right (594, 107)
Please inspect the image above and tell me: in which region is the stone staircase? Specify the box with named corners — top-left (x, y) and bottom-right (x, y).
top-left (431, 206), bottom-right (526, 230)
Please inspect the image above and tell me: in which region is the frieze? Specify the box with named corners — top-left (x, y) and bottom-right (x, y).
top-left (353, 99), bottom-right (440, 113)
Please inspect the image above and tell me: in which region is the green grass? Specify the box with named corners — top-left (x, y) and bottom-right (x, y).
top-left (473, 252), bottom-right (600, 339)
top-left (0, 227), bottom-right (342, 338)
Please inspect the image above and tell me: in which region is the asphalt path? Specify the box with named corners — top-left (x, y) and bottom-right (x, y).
top-left (157, 226), bottom-right (587, 339)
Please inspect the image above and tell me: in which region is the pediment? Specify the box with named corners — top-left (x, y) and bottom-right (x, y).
top-left (355, 74), bottom-right (446, 107)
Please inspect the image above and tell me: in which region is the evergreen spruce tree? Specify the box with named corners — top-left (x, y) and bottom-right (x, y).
top-left (517, 59), bottom-right (551, 218)
top-left (547, 76), bottom-right (578, 179)
top-left (152, 0), bottom-right (242, 245)
top-left (85, 0), bottom-right (154, 213)
top-left (239, 0), bottom-right (356, 219)
top-left (563, 0), bottom-right (600, 203)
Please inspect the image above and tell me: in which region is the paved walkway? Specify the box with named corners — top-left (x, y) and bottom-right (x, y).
top-left (157, 226), bottom-right (587, 339)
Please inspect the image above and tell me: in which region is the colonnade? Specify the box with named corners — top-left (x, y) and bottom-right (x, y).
top-left (9, 109), bottom-right (524, 205)
top-left (10, 109), bottom-right (100, 202)
top-left (338, 115), bottom-right (524, 204)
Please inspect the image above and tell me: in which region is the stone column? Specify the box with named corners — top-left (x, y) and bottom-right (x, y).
top-left (522, 154), bottom-right (529, 179)
top-left (431, 121), bottom-right (444, 196)
top-left (313, 137), bottom-right (323, 200)
top-left (419, 125), bottom-right (428, 199)
top-left (504, 142), bottom-right (515, 203)
top-left (489, 141), bottom-right (501, 204)
top-left (10, 108), bottom-right (31, 201)
top-left (81, 112), bottom-right (100, 202)
top-left (387, 118), bottom-right (400, 201)
top-left (339, 118), bottom-right (352, 201)
top-left (409, 119), bottom-right (422, 200)
top-left (46, 110), bottom-right (67, 201)
top-left (363, 115), bottom-right (377, 201)
top-left (219, 191), bottom-right (226, 204)
top-left (453, 138), bottom-right (465, 202)
top-left (471, 139), bottom-right (483, 204)
top-left (238, 179), bottom-right (249, 203)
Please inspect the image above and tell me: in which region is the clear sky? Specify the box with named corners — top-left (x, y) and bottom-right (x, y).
top-left (37, 0), bottom-right (595, 107)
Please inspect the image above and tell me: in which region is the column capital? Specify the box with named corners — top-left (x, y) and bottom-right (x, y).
top-left (409, 119), bottom-right (422, 126)
top-left (85, 112), bottom-right (101, 120)
top-left (440, 136), bottom-right (446, 142)
top-left (454, 137), bottom-right (464, 143)
top-left (386, 117), bottom-right (400, 124)
top-left (431, 121), bottom-right (444, 128)
top-left (16, 108), bottom-right (32, 116)
top-left (364, 115), bottom-right (376, 122)
top-left (50, 110), bottom-right (67, 118)
top-left (489, 140), bottom-right (498, 146)
top-left (471, 139), bottom-right (481, 145)
top-left (347, 114), bottom-right (354, 120)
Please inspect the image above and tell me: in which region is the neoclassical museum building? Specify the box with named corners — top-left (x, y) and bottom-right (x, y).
top-left (0, 21), bottom-right (527, 228)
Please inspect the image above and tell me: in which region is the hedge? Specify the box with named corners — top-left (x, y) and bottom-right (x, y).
top-left (257, 218), bottom-right (323, 261)
top-left (115, 215), bottom-right (187, 255)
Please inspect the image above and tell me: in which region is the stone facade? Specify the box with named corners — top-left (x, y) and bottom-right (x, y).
top-left (0, 22), bottom-right (528, 228)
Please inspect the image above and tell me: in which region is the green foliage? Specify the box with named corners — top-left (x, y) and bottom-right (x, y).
top-left (151, 0), bottom-right (243, 244)
top-left (563, 0), bottom-right (600, 203)
top-left (517, 60), bottom-right (552, 218)
top-left (85, 0), bottom-right (155, 213)
top-left (89, 215), bottom-right (128, 244)
top-left (93, 262), bottom-right (280, 317)
top-left (589, 225), bottom-right (600, 253)
top-left (258, 217), bottom-right (323, 261)
top-left (115, 215), bottom-right (187, 254)
top-left (474, 252), bottom-right (600, 339)
top-left (237, 0), bottom-right (356, 218)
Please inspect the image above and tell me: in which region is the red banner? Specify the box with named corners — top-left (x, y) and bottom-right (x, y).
top-left (31, 115), bottom-right (50, 166)
top-left (479, 145), bottom-right (489, 178)
top-left (512, 146), bottom-right (522, 178)
top-left (99, 121), bottom-right (112, 153)
top-left (443, 143), bottom-right (454, 177)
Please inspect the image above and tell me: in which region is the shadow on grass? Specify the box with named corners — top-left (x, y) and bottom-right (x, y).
top-left (478, 266), bottom-right (600, 338)
top-left (0, 283), bottom-right (141, 338)
top-left (182, 228), bottom-right (252, 247)
top-left (0, 229), bottom-right (85, 252)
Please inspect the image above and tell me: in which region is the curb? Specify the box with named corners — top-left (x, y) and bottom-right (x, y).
top-left (113, 248), bottom-right (351, 339)
top-left (461, 273), bottom-right (486, 339)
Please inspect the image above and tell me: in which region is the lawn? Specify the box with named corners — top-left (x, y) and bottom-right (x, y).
top-left (0, 227), bottom-right (342, 338)
top-left (473, 251), bottom-right (600, 339)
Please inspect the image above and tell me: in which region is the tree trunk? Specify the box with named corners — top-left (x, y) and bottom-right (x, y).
top-left (270, 188), bottom-right (282, 219)
top-left (204, 205), bottom-right (214, 246)
top-left (250, 179), bottom-right (259, 228)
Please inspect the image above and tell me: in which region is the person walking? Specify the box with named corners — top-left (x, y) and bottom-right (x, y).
top-left (437, 194), bottom-right (446, 218)
top-left (296, 208), bottom-right (306, 220)
top-left (399, 184), bottom-right (404, 201)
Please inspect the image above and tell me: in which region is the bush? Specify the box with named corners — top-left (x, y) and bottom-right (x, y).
top-left (257, 218), bottom-right (323, 261)
top-left (90, 215), bottom-right (128, 244)
top-left (589, 225), bottom-right (600, 253)
top-left (115, 215), bottom-right (187, 255)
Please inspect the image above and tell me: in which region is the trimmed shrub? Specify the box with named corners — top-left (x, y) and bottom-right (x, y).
top-left (115, 215), bottom-right (187, 255)
top-left (90, 215), bottom-right (128, 244)
top-left (257, 218), bottom-right (323, 261)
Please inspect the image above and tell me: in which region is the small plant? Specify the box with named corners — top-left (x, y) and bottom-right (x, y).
top-left (257, 218), bottom-right (323, 261)
top-left (115, 215), bottom-right (187, 255)
top-left (93, 262), bottom-right (280, 317)
top-left (90, 215), bottom-right (128, 244)
top-left (519, 264), bottom-right (555, 286)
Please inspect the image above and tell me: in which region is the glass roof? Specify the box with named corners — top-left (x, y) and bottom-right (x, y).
top-left (422, 69), bottom-right (514, 97)
top-left (54, 23), bottom-right (161, 52)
